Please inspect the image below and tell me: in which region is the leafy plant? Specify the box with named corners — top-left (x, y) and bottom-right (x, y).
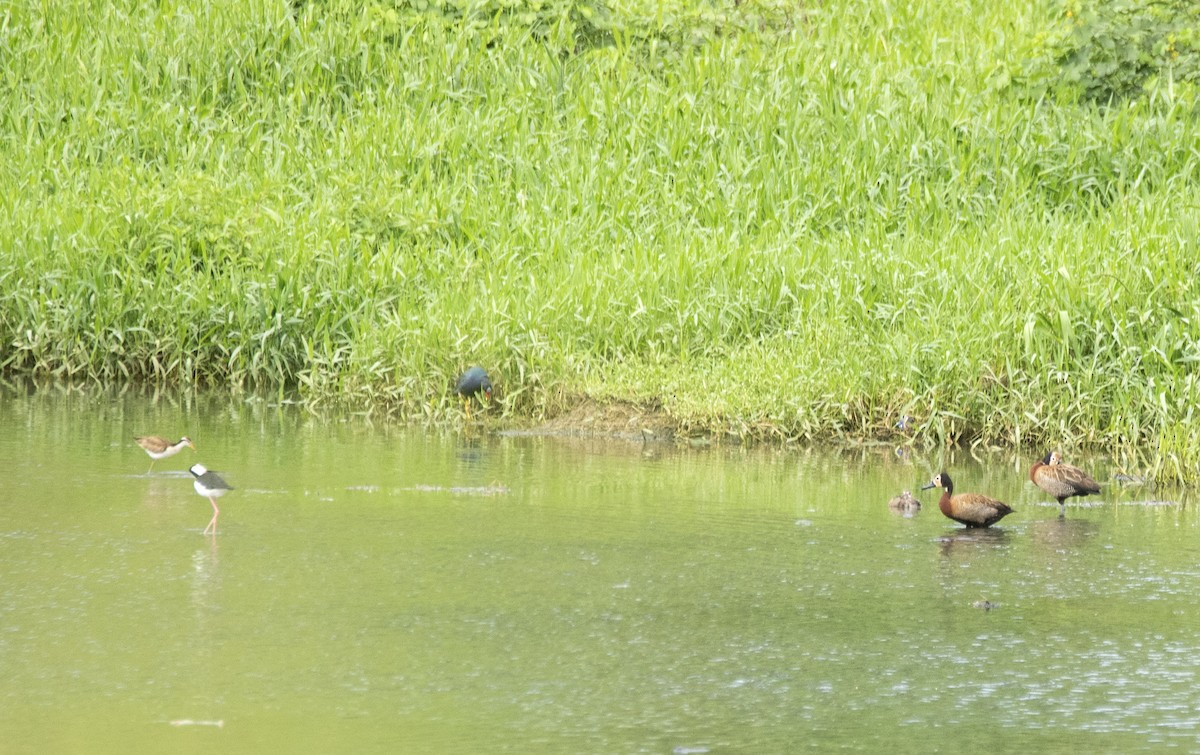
top-left (3, 0), bottom-right (1200, 480)
top-left (303, 0), bottom-right (797, 51)
top-left (1021, 0), bottom-right (1200, 103)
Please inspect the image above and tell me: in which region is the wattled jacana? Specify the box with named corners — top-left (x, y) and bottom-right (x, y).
top-left (135, 435), bottom-right (195, 473)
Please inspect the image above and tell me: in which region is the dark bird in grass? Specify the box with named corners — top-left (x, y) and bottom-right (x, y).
top-left (888, 490), bottom-right (921, 515)
top-left (134, 435), bottom-right (195, 473)
top-left (921, 472), bottom-right (1014, 528)
top-left (1030, 450), bottom-right (1101, 516)
top-left (455, 367), bottom-right (493, 419)
top-left (189, 464), bottom-right (233, 535)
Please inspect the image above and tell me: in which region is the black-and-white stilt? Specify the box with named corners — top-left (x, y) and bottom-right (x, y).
top-left (189, 464), bottom-right (233, 535)
top-left (135, 435), bottom-right (195, 473)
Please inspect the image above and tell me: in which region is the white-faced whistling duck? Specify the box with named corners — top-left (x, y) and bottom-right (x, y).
top-left (1030, 450), bottom-right (1101, 516)
top-left (920, 471), bottom-right (1014, 528)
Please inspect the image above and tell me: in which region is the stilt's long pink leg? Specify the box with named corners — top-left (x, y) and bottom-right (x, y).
top-left (203, 498), bottom-right (220, 535)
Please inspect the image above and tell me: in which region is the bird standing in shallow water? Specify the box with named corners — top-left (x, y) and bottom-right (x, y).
top-left (455, 367), bottom-right (493, 419)
top-left (189, 464), bottom-right (233, 535)
top-left (1030, 450), bottom-right (1101, 516)
top-left (921, 472), bottom-right (1014, 528)
top-left (135, 435), bottom-right (195, 473)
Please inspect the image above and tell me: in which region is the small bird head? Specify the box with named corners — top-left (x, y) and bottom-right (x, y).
top-left (183, 436), bottom-right (197, 451)
top-left (921, 472), bottom-right (951, 492)
top-left (189, 464), bottom-right (208, 478)
top-left (481, 377), bottom-right (493, 400)
top-left (1049, 450), bottom-right (1063, 465)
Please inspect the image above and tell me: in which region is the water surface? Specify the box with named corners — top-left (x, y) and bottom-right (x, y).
top-left (1, 387), bottom-right (1198, 752)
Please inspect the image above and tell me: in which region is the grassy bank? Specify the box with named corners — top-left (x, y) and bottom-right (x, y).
top-left (1, 1), bottom-right (1199, 476)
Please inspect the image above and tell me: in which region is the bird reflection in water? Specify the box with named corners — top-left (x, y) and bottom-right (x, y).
top-left (1027, 516), bottom-right (1100, 553)
top-left (937, 526), bottom-right (1011, 558)
top-left (190, 537), bottom-right (221, 615)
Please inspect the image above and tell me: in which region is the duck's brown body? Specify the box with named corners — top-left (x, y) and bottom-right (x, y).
top-left (921, 472), bottom-right (1013, 528)
top-left (1030, 451), bottom-right (1100, 513)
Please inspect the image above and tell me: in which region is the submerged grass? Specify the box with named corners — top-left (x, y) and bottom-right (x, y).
top-left (2, 0), bottom-right (1200, 479)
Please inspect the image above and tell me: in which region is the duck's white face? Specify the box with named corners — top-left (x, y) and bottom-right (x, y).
top-left (190, 464), bottom-right (208, 476)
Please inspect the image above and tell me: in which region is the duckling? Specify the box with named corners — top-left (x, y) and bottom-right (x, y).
top-left (887, 490), bottom-right (921, 514)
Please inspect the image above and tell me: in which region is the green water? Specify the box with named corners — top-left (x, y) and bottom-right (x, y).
top-left (2, 387), bottom-right (1199, 752)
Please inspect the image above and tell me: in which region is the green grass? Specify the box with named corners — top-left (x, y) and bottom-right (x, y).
top-left (1, 0), bottom-right (1199, 479)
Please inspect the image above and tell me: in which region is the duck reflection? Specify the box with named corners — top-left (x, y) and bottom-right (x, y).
top-left (937, 526), bottom-right (1011, 558)
top-left (1027, 516), bottom-right (1100, 552)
